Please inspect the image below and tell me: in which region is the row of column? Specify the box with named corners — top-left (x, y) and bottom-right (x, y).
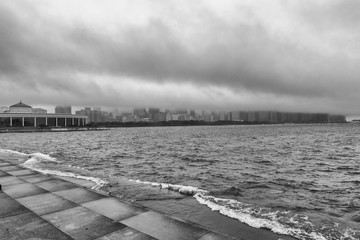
top-left (8, 117), bottom-right (85, 127)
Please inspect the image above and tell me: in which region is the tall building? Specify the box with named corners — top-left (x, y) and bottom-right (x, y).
top-left (133, 108), bottom-right (147, 118)
top-left (76, 107), bottom-right (102, 123)
top-left (247, 111), bottom-right (256, 122)
top-left (258, 111), bottom-right (271, 122)
top-left (148, 108), bottom-right (160, 120)
top-left (55, 105), bottom-right (72, 114)
top-left (113, 108), bottom-right (119, 117)
top-left (231, 111), bottom-right (240, 121)
top-left (153, 112), bottom-right (166, 122)
top-left (89, 110), bottom-right (101, 123)
top-left (219, 112), bottom-right (227, 121)
top-left (329, 114), bottom-right (346, 123)
top-left (239, 111), bottom-right (248, 122)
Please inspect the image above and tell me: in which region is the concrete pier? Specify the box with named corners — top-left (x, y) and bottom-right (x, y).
top-left (0, 158), bottom-right (238, 240)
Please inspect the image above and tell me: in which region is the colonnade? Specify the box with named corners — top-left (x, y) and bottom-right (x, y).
top-left (4, 116), bottom-right (87, 127)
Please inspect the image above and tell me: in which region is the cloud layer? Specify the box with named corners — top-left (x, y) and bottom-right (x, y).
top-left (0, 0), bottom-right (359, 114)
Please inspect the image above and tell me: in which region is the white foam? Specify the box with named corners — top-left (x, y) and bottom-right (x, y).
top-left (22, 163), bottom-right (107, 190)
top-left (28, 152), bottom-right (58, 162)
top-left (194, 193), bottom-right (328, 240)
top-left (21, 154), bottom-right (58, 170)
top-left (0, 149), bottom-right (107, 191)
top-left (343, 228), bottom-right (360, 240)
top-left (128, 179), bottom-right (208, 196)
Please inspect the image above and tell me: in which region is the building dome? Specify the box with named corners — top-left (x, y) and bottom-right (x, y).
top-left (9, 101), bottom-right (32, 108)
top-left (9, 101), bottom-right (33, 113)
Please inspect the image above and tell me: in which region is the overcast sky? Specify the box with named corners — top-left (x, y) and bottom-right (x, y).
top-left (0, 0), bottom-right (359, 114)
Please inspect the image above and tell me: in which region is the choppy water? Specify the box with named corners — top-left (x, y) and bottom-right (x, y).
top-left (1, 124), bottom-right (360, 240)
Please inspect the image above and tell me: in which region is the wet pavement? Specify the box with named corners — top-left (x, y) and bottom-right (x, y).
top-left (0, 157), bottom-right (239, 240)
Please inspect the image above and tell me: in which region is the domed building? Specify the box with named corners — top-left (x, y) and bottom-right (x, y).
top-left (9, 101), bottom-right (33, 113)
top-left (0, 101), bottom-right (87, 127)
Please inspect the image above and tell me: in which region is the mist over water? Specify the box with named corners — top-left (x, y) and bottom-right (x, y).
top-left (1, 124), bottom-right (360, 240)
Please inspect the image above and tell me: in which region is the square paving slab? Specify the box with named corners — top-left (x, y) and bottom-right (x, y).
top-left (54, 187), bottom-right (105, 204)
top-left (82, 197), bottom-right (147, 221)
top-left (0, 176), bottom-right (26, 186)
top-left (0, 165), bottom-right (23, 172)
top-left (121, 211), bottom-right (209, 240)
top-left (0, 192), bottom-right (30, 218)
top-left (2, 182), bottom-right (48, 199)
top-left (17, 192), bottom-right (77, 215)
top-left (0, 212), bottom-right (73, 240)
top-left (19, 173), bottom-right (55, 183)
top-left (43, 206), bottom-right (126, 240)
top-left (0, 162), bottom-right (11, 167)
top-left (8, 169), bottom-right (36, 176)
top-left (94, 227), bottom-right (157, 240)
top-left (35, 179), bottom-right (78, 192)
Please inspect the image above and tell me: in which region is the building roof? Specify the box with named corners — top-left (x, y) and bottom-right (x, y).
top-left (9, 101), bottom-right (32, 108)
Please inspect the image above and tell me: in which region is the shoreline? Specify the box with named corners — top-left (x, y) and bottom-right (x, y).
top-left (1, 153), bottom-right (235, 240)
top-left (0, 121), bottom-right (348, 134)
top-left (0, 151), bottom-right (297, 240)
top-left (0, 127), bottom-right (109, 134)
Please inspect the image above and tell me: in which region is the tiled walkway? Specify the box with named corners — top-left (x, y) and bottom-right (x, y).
top-left (0, 158), bottom-right (238, 240)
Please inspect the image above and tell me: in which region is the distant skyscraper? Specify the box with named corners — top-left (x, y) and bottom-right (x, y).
top-left (247, 111), bottom-right (256, 122)
top-left (55, 105), bottom-right (72, 114)
top-left (239, 111), bottom-right (248, 121)
top-left (148, 108), bottom-right (160, 120)
top-left (231, 111), bottom-right (240, 121)
top-left (258, 111), bottom-right (271, 122)
top-left (113, 108), bottom-right (119, 116)
top-left (78, 107), bottom-right (101, 123)
top-left (133, 108), bottom-right (147, 118)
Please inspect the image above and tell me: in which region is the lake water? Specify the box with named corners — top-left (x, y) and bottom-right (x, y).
top-left (1, 124), bottom-right (359, 240)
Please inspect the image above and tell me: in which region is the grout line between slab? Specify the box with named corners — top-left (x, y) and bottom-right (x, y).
top-left (0, 158), bottom-right (239, 240)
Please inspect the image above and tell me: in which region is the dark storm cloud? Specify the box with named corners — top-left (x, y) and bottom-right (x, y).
top-left (0, 1), bottom-right (360, 113)
top-left (63, 18), bottom-right (347, 99)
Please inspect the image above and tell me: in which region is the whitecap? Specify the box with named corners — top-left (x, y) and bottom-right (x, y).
top-left (194, 193), bottom-right (328, 240)
top-left (127, 179), bottom-right (208, 196)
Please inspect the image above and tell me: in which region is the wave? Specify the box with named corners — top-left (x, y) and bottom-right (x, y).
top-left (26, 166), bottom-right (107, 191)
top-left (2, 147), bottom-right (359, 240)
top-left (0, 148), bottom-right (107, 191)
top-left (194, 193), bottom-right (360, 240)
top-left (22, 154), bottom-right (107, 191)
top-left (128, 178), bottom-right (208, 195)
top-left (27, 152), bottom-right (59, 162)
top-left (111, 176), bottom-right (360, 240)
top-left (194, 193), bottom-right (322, 240)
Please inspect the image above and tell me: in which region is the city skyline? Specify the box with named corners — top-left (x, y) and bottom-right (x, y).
top-left (1, 1), bottom-right (360, 115)
top-left (0, 101), bottom-right (352, 117)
